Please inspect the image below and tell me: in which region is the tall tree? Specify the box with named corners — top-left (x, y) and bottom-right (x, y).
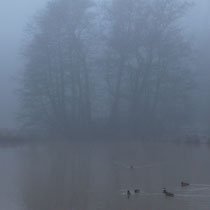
top-left (102, 0), bottom-right (193, 134)
top-left (20, 0), bottom-right (194, 137)
top-left (20, 0), bottom-right (92, 134)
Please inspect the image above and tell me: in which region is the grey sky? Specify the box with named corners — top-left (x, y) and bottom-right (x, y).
top-left (0, 0), bottom-right (48, 129)
top-left (0, 0), bottom-right (209, 129)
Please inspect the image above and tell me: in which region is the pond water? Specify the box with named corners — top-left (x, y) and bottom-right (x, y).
top-left (1, 140), bottom-right (210, 210)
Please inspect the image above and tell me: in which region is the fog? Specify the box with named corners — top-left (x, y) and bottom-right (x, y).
top-left (0, 0), bottom-right (209, 131)
top-left (0, 0), bottom-right (210, 210)
top-left (0, 0), bottom-right (48, 129)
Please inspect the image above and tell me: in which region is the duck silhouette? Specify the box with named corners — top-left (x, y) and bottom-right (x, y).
top-left (134, 189), bottom-right (140, 193)
top-left (163, 188), bottom-right (174, 197)
top-left (181, 182), bottom-right (190, 187)
top-left (127, 190), bottom-right (131, 199)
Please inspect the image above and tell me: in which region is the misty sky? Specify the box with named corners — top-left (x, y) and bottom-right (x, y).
top-left (0, 0), bottom-right (48, 129)
top-left (0, 0), bottom-right (209, 129)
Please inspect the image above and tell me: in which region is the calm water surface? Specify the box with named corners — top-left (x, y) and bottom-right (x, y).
top-left (1, 141), bottom-right (210, 210)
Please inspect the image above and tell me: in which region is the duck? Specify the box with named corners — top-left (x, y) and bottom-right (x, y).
top-left (134, 189), bottom-right (140, 194)
top-left (181, 182), bottom-right (190, 187)
top-left (127, 190), bottom-right (131, 199)
top-left (163, 188), bottom-right (174, 197)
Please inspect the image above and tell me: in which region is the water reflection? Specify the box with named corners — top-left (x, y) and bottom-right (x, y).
top-left (1, 141), bottom-right (210, 210)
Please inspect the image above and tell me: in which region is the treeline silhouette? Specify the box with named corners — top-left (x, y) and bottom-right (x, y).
top-left (20, 0), bottom-right (194, 138)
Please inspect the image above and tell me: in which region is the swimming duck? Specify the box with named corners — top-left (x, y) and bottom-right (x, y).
top-left (163, 188), bottom-right (174, 197)
top-left (134, 189), bottom-right (140, 194)
top-left (181, 182), bottom-right (190, 187)
top-left (127, 190), bottom-right (131, 199)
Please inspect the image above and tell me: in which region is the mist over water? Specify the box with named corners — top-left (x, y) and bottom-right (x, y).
top-left (0, 0), bottom-right (210, 209)
top-left (1, 141), bottom-right (210, 210)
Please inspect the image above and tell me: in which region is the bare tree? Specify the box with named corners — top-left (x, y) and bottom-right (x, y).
top-left (102, 0), bottom-right (193, 135)
top-left (20, 0), bottom-right (93, 134)
top-left (20, 0), bottom-right (194, 137)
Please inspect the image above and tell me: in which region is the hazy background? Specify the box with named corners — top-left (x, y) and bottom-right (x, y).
top-left (0, 2), bottom-right (210, 210)
top-left (0, 0), bottom-right (48, 129)
top-left (0, 0), bottom-right (209, 130)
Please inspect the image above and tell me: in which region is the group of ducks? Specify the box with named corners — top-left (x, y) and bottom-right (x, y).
top-left (127, 181), bottom-right (190, 199)
top-left (163, 181), bottom-right (190, 197)
top-left (127, 189), bottom-right (140, 199)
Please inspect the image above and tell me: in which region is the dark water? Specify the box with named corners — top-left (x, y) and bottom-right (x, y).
top-left (1, 141), bottom-right (210, 210)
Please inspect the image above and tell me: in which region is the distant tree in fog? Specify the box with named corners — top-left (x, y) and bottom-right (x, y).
top-left (20, 0), bottom-right (93, 134)
top-left (102, 0), bottom-right (193, 135)
top-left (20, 0), bottom-right (194, 137)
